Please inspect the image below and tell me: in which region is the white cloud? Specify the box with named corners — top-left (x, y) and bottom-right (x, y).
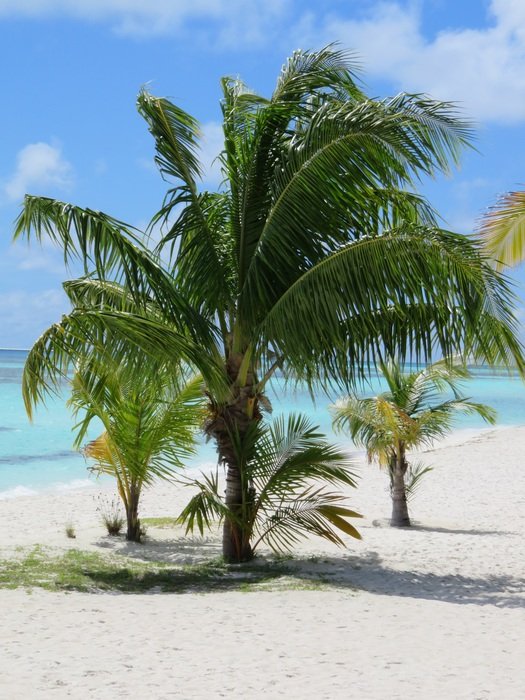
top-left (294, 0), bottom-right (525, 124)
top-left (4, 142), bottom-right (73, 202)
top-left (0, 289), bottom-right (70, 348)
top-left (0, 0), bottom-right (290, 45)
top-left (492, 0), bottom-right (525, 42)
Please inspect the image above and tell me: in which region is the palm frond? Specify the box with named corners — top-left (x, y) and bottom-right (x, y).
top-left (73, 354), bottom-right (203, 491)
top-left (14, 196), bottom-right (146, 272)
top-left (241, 92), bottom-right (471, 307)
top-left (479, 190), bottom-right (525, 269)
top-left (13, 197), bottom-right (215, 347)
top-left (22, 307), bottom-right (225, 419)
top-left (230, 46), bottom-right (363, 289)
top-left (403, 460), bottom-right (433, 501)
top-left (249, 413), bottom-right (357, 499)
top-left (253, 487), bottom-right (361, 553)
top-left (179, 413), bottom-right (361, 554)
top-left (257, 226), bottom-right (525, 389)
top-left (137, 89), bottom-right (203, 186)
top-left (178, 471), bottom-right (234, 535)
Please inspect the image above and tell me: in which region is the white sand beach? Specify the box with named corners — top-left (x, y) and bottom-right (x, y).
top-left (1, 425), bottom-right (524, 699)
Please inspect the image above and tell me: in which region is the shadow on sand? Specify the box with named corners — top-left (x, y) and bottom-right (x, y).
top-left (370, 519), bottom-right (514, 536)
top-left (288, 551), bottom-right (525, 609)
top-left (87, 534), bottom-right (524, 607)
top-left (94, 534), bottom-right (222, 565)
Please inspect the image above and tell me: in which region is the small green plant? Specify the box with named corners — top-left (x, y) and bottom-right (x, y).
top-left (95, 495), bottom-right (125, 536)
top-left (179, 414), bottom-right (362, 562)
top-left (65, 522), bottom-right (76, 539)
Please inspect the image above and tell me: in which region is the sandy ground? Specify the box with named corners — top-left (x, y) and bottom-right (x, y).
top-left (0, 425), bottom-right (524, 699)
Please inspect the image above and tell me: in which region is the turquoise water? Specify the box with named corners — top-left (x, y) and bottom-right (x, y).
top-left (1, 349), bottom-right (525, 497)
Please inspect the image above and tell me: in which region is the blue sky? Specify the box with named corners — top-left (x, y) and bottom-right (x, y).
top-left (0, 0), bottom-right (524, 347)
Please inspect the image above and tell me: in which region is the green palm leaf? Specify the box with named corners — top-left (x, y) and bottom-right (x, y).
top-left (479, 190), bottom-right (525, 269)
top-left (258, 226), bottom-right (524, 387)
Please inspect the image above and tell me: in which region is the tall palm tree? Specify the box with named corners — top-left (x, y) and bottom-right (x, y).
top-left (14, 47), bottom-right (524, 561)
top-left (479, 190), bottom-right (525, 269)
top-left (70, 354), bottom-right (204, 542)
top-left (332, 361), bottom-right (496, 527)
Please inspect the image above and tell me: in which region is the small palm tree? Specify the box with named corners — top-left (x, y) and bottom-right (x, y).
top-left (178, 414), bottom-right (362, 560)
top-left (332, 361), bottom-right (496, 527)
top-left (69, 356), bottom-right (204, 542)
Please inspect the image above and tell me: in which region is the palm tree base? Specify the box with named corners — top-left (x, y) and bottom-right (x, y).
top-left (222, 523), bottom-right (254, 563)
top-left (126, 520), bottom-right (142, 542)
top-left (223, 552), bottom-right (254, 564)
top-left (390, 517), bottom-right (411, 528)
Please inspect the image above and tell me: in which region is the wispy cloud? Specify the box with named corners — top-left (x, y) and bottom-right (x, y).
top-left (294, 0), bottom-right (525, 124)
top-left (6, 241), bottom-right (66, 276)
top-left (0, 289), bottom-right (70, 348)
top-left (3, 142), bottom-right (73, 202)
top-left (0, 0), bottom-right (290, 46)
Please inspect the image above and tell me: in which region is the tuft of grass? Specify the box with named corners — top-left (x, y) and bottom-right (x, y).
top-left (271, 552), bottom-right (296, 563)
top-left (95, 495), bottom-right (125, 536)
top-left (141, 517), bottom-right (179, 529)
top-left (65, 523), bottom-right (76, 539)
top-left (105, 518), bottom-right (124, 537)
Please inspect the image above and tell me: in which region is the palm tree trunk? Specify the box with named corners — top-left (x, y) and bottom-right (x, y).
top-left (213, 404), bottom-right (255, 563)
top-left (390, 453), bottom-right (410, 527)
top-left (206, 353), bottom-right (260, 563)
top-left (125, 486), bottom-right (142, 542)
top-left (223, 459), bottom-right (253, 562)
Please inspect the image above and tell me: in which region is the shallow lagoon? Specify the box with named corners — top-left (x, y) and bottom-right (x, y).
top-left (1, 349), bottom-right (524, 496)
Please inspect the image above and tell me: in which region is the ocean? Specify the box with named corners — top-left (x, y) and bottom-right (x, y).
top-left (1, 348), bottom-right (525, 498)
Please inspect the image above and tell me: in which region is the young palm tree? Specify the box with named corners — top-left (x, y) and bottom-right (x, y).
top-left (178, 414), bottom-right (362, 559)
top-left (15, 47), bottom-right (524, 561)
top-left (70, 355), bottom-right (204, 542)
top-left (332, 361), bottom-right (496, 527)
top-left (479, 190), bottom-right (525, 269)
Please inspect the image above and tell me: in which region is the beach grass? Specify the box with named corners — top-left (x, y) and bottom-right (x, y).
top-left (0, 546), bottom-right (332, 594)
top-left (141, 516), bottom-right (179, 529)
